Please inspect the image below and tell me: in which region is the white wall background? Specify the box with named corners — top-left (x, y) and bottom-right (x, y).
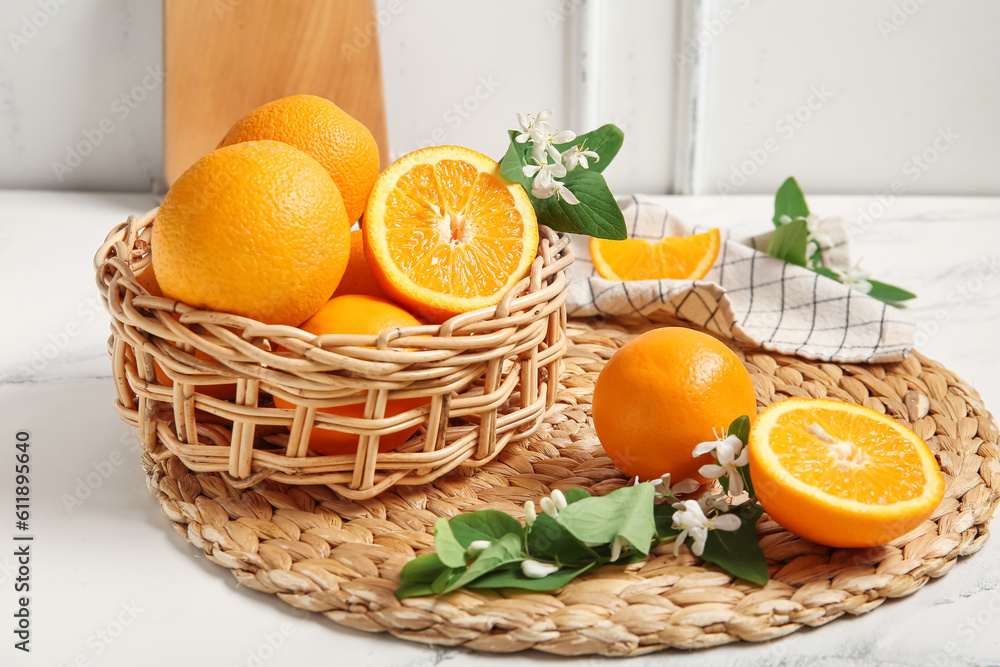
top-left (0, 0), bottom-right (997, 195)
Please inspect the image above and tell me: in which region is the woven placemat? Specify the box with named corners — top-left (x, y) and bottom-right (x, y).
top-left (142, 316), bottom-right (1000, 657)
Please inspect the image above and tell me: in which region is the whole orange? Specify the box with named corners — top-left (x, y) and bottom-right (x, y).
top-left (218, 94), bottom-right (379, 223)
top-left (592, 327), bottom-right (758, 483)
top-left (332, 228), bottom-right (390, 300)
top-left (273, 294), bottom-right (429, 456)
top-left (152, 140), bottom-right (350, 326)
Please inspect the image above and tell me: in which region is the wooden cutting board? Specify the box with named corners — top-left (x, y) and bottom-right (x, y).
top-left (163, 0), bottom-right (388, 185)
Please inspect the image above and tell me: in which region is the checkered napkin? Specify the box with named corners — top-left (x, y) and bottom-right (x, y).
top-left (566, 195), bottom-right (915, 363)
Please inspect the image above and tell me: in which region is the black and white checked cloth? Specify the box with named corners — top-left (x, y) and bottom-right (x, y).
top-left (567, 195), bottom-right (915, 363)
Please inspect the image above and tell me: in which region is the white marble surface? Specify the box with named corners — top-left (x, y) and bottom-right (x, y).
top-left (1, 190), bottom-right (998, 666)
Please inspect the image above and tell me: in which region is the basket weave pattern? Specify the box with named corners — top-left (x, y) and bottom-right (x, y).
top-left (140, 317), bottom-right (999, 656)
top-left (94, 209), bottom-right (573, 499)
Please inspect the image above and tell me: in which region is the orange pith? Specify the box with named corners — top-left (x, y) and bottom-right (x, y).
top-left (748, 398), bottom-right (945, 548)
top-left (364, 146), bottom-right (539, 323)
top-left (590, 229), bottom-right (721, 281)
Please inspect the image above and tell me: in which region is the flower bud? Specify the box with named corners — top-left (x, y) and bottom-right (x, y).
top-left (523, 500), bottom-right (536, 526)
top-left (521, 559), bottom-right (559, 579)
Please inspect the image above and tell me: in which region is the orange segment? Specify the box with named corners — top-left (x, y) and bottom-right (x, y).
top-left (590, 229), bottom-right (720, 281)
top-left (748, 397), bottom-right (944, 548)
top-left (364, 146), bottom-right (539, 323)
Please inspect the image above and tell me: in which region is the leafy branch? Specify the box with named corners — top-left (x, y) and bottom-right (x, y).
top-left (499, 111), bottom-right (627, 240)
top-left (768, 177), bottom-right (915, 304)
top-left (396, 416), bottom-right (769, 599)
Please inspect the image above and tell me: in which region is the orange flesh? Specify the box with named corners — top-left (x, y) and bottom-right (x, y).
top-left (591, 230), bottom-right (720, 281)
top-left (383, 160), bottom-right (526, 299)
top-left (769, 407), bottom-right (926, 504)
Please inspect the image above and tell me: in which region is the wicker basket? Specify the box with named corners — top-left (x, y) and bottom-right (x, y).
top-left (94, 208), bottom-right (572, 499)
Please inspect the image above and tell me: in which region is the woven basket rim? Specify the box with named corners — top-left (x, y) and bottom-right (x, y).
top-left (97, 207), bottom-right (574, 497)
top-left (94, 207), bottom-right (574, 357)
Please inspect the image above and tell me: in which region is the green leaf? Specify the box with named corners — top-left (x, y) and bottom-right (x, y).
top-left (433, 518), bottom-right (468, 568)
top-left (432, 532), bottom-right (525, 595)
top-left (699, 505), bottom-right (768, 586)
top-left (558, 483), bottom-right (656, 556)
top-left (500, 129), bottom-right (532, 185)
top-left (563, 488), bottom-right (592, 504)
top-left (813, 266), bottom-right (839, 281)
top-left (766, 218), bottom-right (809, 268)
top-left (653, 504), bottom-right (681, 541)
top-left (527, 512), bottom-right (592, 565)
top-left (865, 280), bottom-right (917, 303)
top-left (399, 552), bottom-right (449, 583)
top-left (727, 415), bottom-right (755, 497)
top-left (395, 580), bottom-right (438, 599)
top-left (552, 124), bottom-right (624, 174)
top-left (532, 170), bottom-right (627, 239)
top-left (449, 510), bottom-right (525, 549)
top-left (397, 553), bottom-right (452, 599)
top-left (773, 177), bottom-right (809, 226)
top-left (727, 415), bottom-right (751, 446)
top-left (466, 563), bottom-right (594, 592)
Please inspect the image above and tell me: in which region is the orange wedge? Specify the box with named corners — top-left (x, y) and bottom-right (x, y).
top-left (748, 397), bottom-right (944, 548)
top-left (363, 146), bottom-right (539, 323)
top-left (589, 229), bottom-right (720, 281)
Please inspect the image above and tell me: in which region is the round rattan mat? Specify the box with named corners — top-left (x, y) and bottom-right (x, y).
top-left (142, 317), bottom-right (1000, 657)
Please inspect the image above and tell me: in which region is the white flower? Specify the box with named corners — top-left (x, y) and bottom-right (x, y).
top-left (530, 169), bottom-right (580, 204)
top-left (653, 473), bottom-right (701, 497)
top-left (609, 535), bottom-right (630, 562)
top-left (698, 437), bottom-right (750, 497)
top-left (521, 559), bottom-right (560, 579)
top-left (692, 430), bottom-right (744, 459)
top-left (805, 213), bottom-right (835, 261)
top-left (467, 540), bottom-right (491, 555)
top-left (524, 500), bottom-right (537, 526)
top-left (833, 261), bottom-right (873, 294)
top-left (697, 488), bottom-right (731, 514)
top-left (670, 500), bottom-right (741, 557)
top-left (561, 144), bottom-right (600, 171)
top-left (530, 124), bottom-right (576, 164)
top-left (522, 159), bottom-right (567, 182)
top-left (515, 109), bottom-right (552, 144)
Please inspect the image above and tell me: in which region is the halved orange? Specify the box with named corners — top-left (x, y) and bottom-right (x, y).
top-left (748, 397), bottom-right (944, 547)
top-left (363, 146), bottom-right (539, 323)
top-left (589, 229), bottom-right (720, 281)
